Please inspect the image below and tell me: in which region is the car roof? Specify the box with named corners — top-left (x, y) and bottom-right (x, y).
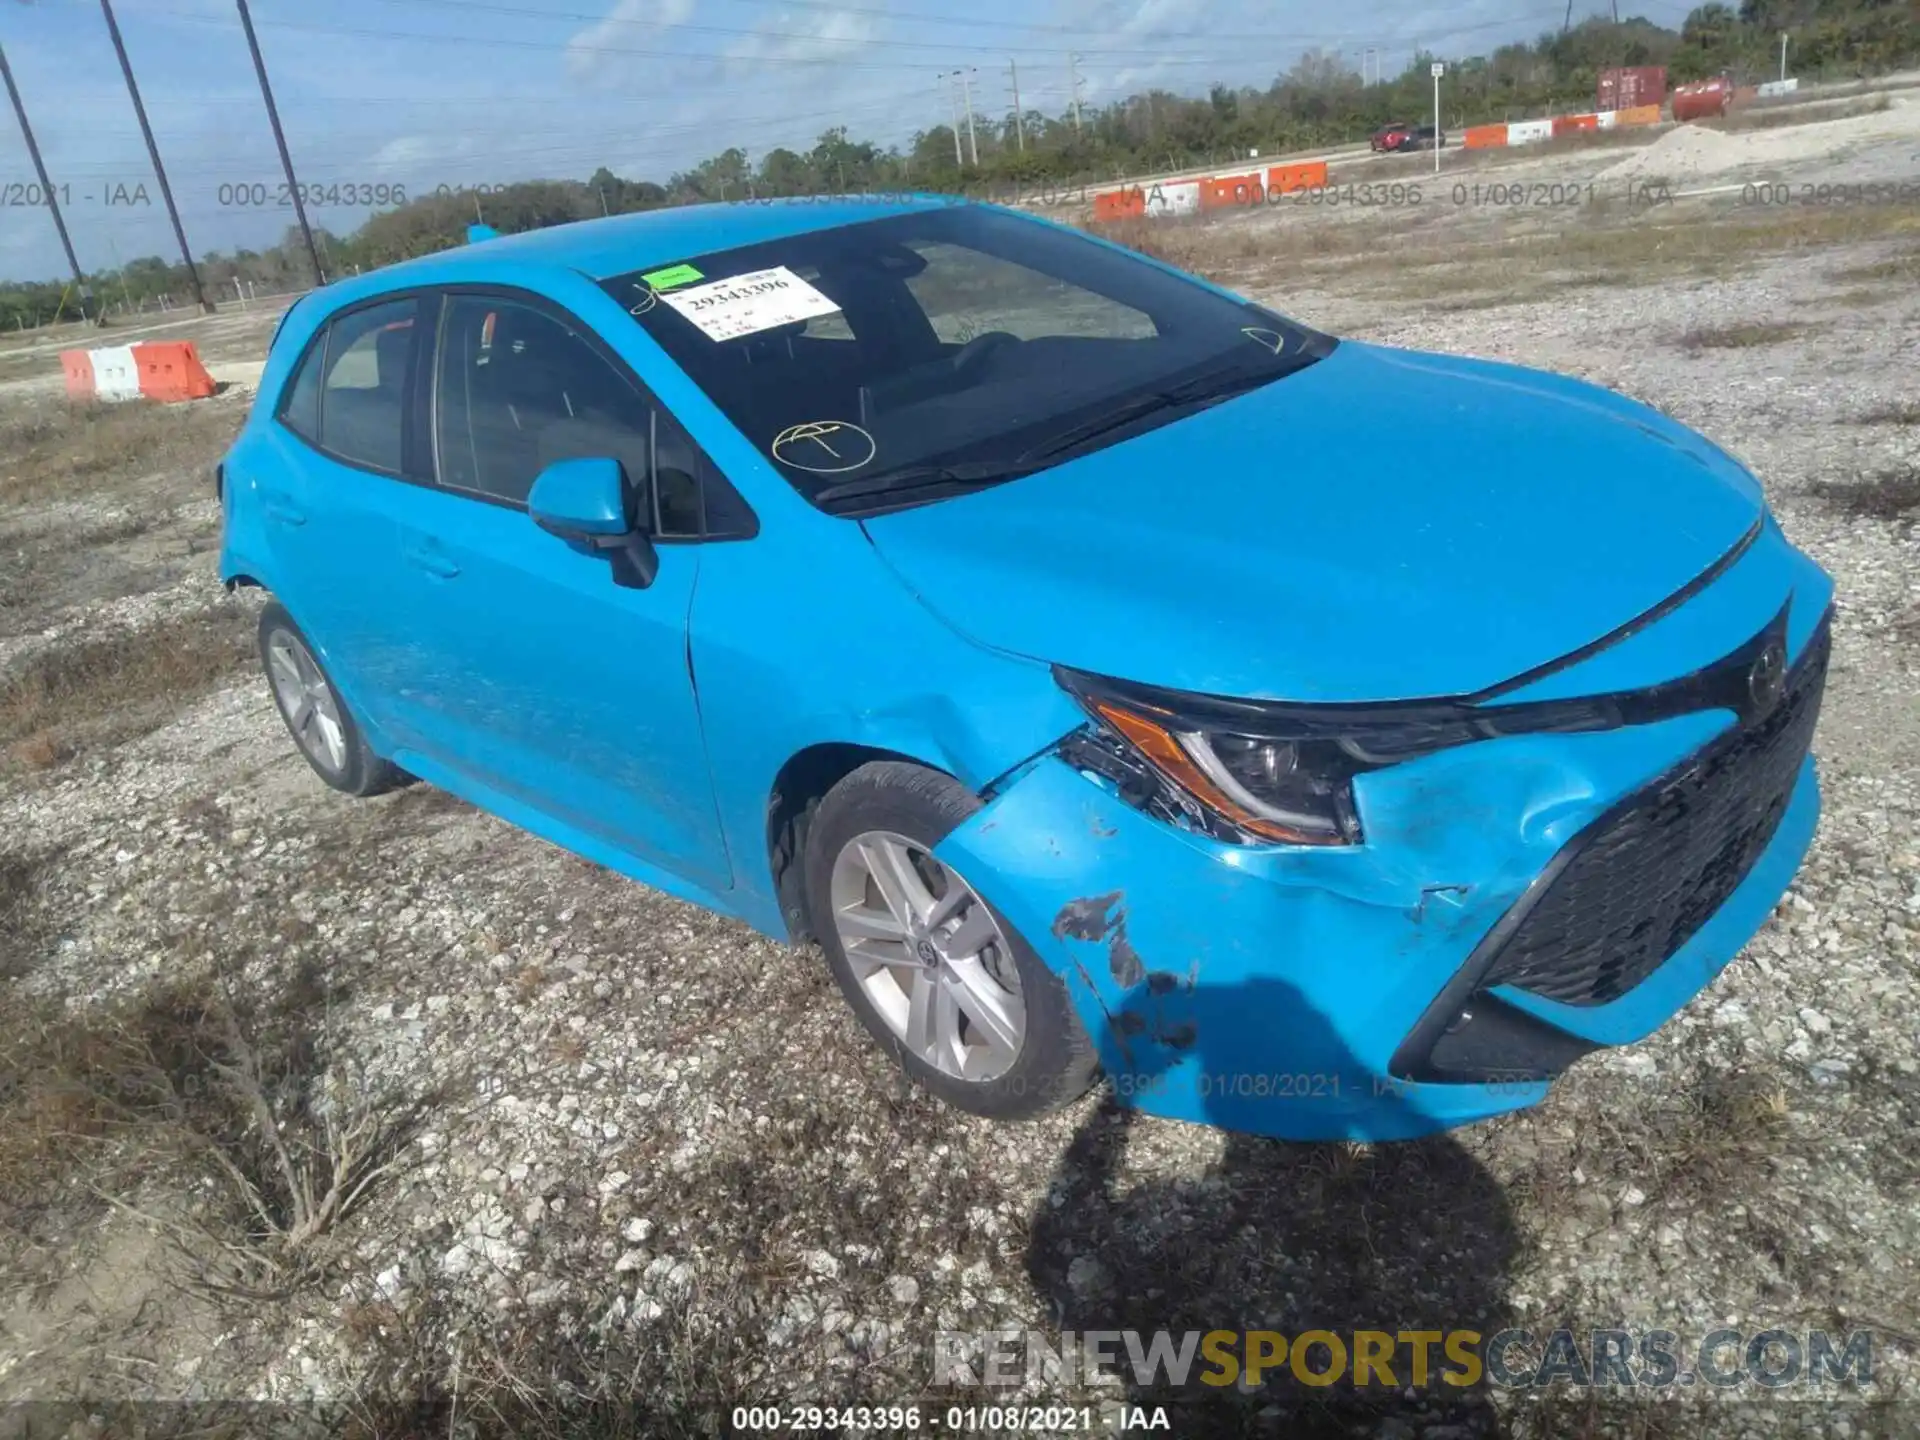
top-left (360, 193), bottom-right (961, 288)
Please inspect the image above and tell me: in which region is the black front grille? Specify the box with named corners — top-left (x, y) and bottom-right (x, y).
top-left (1479, 615), bottom-right (1829, 1007)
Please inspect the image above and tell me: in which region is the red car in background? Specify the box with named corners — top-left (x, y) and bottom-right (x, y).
top-left (1372, 122), bottom-right (1447, 153)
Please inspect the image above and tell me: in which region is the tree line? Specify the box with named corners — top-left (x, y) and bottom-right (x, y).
top-left (3, 0), bottom-right (1913, 331)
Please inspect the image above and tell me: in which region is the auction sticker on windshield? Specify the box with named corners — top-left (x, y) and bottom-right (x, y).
top-left (660, 266), bottom-right (842, 341)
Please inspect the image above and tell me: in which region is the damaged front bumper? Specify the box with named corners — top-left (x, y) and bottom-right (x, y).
top-left (934, 604), bottom-right (1831, 1142)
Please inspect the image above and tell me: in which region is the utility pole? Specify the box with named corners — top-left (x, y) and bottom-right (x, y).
top-left (99, 0), bottom-right (212, 312)
top-left (941, 70), bottom-right (964, 167)
top-left (1068, 52), bottom-right (1084, 135)
top-left (960, 66), bottom-right (979, 167)
top-left (1779, 31), bottom-right (1789, 82)
top-left (1431, 61), bottom-right (1444, 175)
top-left (106, 232), bottom-right (135, 313)
top-left (235, 0), bottom-right (322, 287)
top-left (0, 42), bottom-right (93, 324)
top-left (1008, 59), bottom-right (1024, 152)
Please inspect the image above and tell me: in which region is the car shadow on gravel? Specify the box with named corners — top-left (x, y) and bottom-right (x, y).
top-left (1028, 975), bottom-right (1517, 1438)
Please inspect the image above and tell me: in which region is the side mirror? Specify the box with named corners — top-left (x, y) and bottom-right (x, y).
top-left (527, 457), bottom-right (658, 589)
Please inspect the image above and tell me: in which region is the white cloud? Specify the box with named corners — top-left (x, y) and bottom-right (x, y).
top-left (721, 7), bottom-right (880, 70)
top-left (565, 0), bottom-right (698, 79)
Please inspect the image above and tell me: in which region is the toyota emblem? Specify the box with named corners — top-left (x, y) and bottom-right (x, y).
top-left (1748, 638), bottom-right (1786, 715)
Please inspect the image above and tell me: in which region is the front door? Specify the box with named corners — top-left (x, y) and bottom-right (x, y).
top-left (381, 290), bottom-right (731, 890)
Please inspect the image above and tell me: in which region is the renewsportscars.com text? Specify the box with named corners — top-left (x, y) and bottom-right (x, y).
top-left (934, 1327), bottom-right (1875, 1392)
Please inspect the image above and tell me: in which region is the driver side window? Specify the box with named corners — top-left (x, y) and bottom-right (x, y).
top-left (901, 242), bottom-right (1157, 344)
top-left (433, 294), bottom-right (701, 536)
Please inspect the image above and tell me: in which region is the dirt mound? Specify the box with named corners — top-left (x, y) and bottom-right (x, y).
top-left (1597, 124), bottom-right (1742, 183)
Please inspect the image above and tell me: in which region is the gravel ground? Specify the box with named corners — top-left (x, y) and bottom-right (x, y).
top-left (0, 122), bottom-right (1917, 1439)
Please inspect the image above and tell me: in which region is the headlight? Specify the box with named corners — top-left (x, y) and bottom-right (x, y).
top-left (1072, 697), bottom-right (1365, 845)
top-left (1053, 666), bottom-right (1628, 848)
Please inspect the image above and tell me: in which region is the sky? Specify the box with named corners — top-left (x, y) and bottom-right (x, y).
top-left (0, 0), bottom-right (1690, 283)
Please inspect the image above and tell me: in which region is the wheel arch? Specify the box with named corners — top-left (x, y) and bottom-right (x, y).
top-left (766, 741), bottom-right (950, 944)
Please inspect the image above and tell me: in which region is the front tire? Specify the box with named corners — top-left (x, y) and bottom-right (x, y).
top-left (258, 602), bottom-right (399, 798)
top-left (805, 761), bottom-right (1099, 1121)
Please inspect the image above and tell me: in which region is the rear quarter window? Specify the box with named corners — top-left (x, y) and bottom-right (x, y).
top-left (278, 335), bottom-right (324, 441)
top-left (315, 300), bottom-right (418, 474)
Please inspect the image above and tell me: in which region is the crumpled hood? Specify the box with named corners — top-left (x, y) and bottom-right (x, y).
top-left (861, 340), bottom-right (1765, 702)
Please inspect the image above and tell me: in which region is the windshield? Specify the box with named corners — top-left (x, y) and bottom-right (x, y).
top-left (599, 204), bottom-right (1333, 514)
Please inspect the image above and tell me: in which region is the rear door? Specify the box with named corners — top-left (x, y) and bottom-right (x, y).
top-left (249, 296), bottom-right (429, 721)
top-left (377, 286), bottom-right (733, 889)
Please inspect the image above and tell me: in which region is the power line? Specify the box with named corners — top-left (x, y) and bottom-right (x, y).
top-left (370, 0), bottom-right (1581, 51)
top-left (129, 2), bottom-right (1582, 70)
top-left (48, 88), bottom-right (938, 186)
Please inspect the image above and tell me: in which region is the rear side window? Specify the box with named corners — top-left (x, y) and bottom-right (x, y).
top-left (279, 339), bottom-right (323, 441)
top-left (318, 301), bottom-right (417, 474)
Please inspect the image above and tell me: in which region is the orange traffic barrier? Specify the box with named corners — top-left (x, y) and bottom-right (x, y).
top-left (1552, 112), bottom-right (1600, 135)
top-left (1265, 161), bottom-right (1327, 195)
top-left (1463, 124), bottom-right (1509, 149)
top-left (133, 341), bottom-right (216, 402)
top-left (1201, 173), bottom-right (1264, 209)
top-left (1615, 103), bottom-right (1663, 126)
top-left (58, 339), bottom-right (218, 404)
top-left (1091, 186), bottom-right (1146, 221)
top-left (60, 350), bottom-right (97, 401)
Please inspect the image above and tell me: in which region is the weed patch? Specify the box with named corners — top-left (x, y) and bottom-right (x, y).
top-left (0, 607), bottom-right (253, 766)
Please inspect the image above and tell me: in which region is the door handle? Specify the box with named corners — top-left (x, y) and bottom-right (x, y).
top-left (403, 541), bottom-right (461, 579)
top-left (261, 493), bottom-right (306, 526)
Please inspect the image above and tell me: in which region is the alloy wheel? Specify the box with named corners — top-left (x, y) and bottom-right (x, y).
top-left (265, 628), bottom-right (348, 775)
top-left (827, 829), bottom-right (1026, 1082)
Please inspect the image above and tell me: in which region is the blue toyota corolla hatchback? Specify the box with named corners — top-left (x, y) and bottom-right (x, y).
top-left (219, 196), bottom-right (1831, 1141)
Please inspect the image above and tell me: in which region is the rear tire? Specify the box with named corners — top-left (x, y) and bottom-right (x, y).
top-left (258, 601), bottom-right (400, 798)
top-left (805, 761), bottom-right (1099, 1121)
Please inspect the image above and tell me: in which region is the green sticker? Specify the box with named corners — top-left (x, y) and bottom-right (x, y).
top-left (640, 263), bottom-right (703, 290)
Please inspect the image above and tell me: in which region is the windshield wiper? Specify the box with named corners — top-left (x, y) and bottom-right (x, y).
top-left (1017, 362), bottom-right (1299, 467)
top-left (812, 460), bottom-right (1024, 512)
top-left (811, 359), bottom-right (1309, 514)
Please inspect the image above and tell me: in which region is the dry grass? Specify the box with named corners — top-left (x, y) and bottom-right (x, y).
top-left (1848, 401), bottom-right (1920, 427)
top-left (0, 846), bottom-right (56, 978)
top-left (0, 511), bottom-right (172, 631)
top-left (1673, 320), bottom-right (1807, 351)
top-left (1829, 246), bottom-right (1920, 286)
top-left (0, 962), bottom-right (440, 1299)
top-left (1094, 201), bottom-right (1920, 299)
top-left (0, 607), bottom-right (255, 768)
top-left (0, 399), bottom-right (240, 512)
top-left (1707, 93), bottom-right (1892, 132)
top-left (1810, 464), bottom-right (1920, 521)
top-left (1090, 210), bottom-right (1388, 274)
